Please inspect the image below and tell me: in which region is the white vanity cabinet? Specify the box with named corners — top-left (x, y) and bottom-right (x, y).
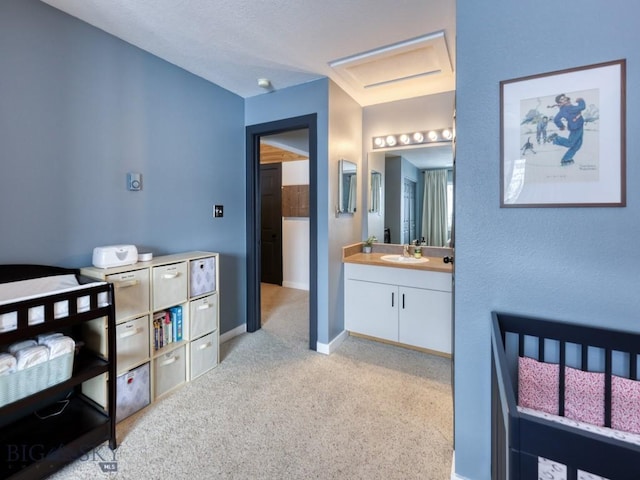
top-left (344, 263), bottom-right (452, 355)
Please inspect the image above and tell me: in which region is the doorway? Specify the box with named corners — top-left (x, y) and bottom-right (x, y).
top-left (260, 163), bottom-right (283, 285)
top-left (246, 114), bottom-right (318, 350)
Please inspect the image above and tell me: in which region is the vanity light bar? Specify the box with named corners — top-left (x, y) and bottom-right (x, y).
top-left (372, 128), bottom-right (453, 149)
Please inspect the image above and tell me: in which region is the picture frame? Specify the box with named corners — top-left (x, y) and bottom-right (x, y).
top-left (500, 59), bottom-right (626, 207)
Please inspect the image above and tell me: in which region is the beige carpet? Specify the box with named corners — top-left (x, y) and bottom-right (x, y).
top-left (50, 285), bottom-right (453, 479)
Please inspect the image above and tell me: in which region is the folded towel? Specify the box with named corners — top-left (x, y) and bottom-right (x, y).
top-left (41, 335), bottom-right (75, 359)
top-left (0, 353), bottom-right (17, 376)
top-left (36, 332), bottom-right (63, 344)
top-left (8, 339), bottom-right (37, 355)
top-left (15, 345), bottom-right (49, 370)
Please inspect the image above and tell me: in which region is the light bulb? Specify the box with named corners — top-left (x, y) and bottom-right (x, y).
top-left (413, 132), bottom-right (424, 143)
top-left (442, 129), bottom-right (452, 140)
top-left (373, 137), bottom-right (386, 148)
top-left (386, 135), bottom-right (397, 147)
top-left (399, 134), bottom-right (411, 145)
top-left (428, 130), bottom-right (438, 141)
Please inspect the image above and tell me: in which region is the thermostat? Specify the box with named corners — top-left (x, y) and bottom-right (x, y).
top-left (127, 172), bottom-right (142, 191)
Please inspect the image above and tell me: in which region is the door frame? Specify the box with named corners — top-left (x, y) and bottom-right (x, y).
top-left (245, 114), bottom-right (318, 350)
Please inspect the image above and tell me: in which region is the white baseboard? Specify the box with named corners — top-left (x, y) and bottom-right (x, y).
top-left (220, 323), bottom-right (246, 344)
top-left (282, 280), bottom-right (309, 291)
top-left (316, 329), bottom-right (348, 355)
top-left (450, 451), bottom-right (468, 480)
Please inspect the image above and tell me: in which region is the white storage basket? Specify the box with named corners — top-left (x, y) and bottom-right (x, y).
top-left (0, 353), bottom-right (74, 407)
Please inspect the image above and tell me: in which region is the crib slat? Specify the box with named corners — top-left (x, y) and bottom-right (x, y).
top-left (605, 348), bottom-right (612, 427)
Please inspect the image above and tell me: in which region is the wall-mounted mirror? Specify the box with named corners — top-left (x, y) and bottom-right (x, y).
top-left (338, 158), bottom-right (357, 214)
top-left (367, 144), bottom-right (453, 246)
top-left (369, 170), bottom-right (382, 214)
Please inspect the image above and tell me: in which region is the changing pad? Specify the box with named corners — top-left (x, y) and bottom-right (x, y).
top-left (0, 274), bottom-right (108, 332)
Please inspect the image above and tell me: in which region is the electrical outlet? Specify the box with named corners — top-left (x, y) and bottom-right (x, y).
top-left (214, 205), bottom-right (223, 218)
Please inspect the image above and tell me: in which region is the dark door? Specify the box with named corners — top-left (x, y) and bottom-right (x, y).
top-left (260, 163), bottom-right (283, 285)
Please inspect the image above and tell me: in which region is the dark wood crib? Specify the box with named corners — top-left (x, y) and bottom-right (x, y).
top-left (491, 311), bottom-right (640, 480)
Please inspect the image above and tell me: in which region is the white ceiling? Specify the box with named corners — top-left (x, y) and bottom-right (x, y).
top-left (39, 0), bottom-right (456, 107)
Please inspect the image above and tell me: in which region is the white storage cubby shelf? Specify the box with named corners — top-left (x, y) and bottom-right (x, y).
top-left (80, 251), bottom-right (219, 422)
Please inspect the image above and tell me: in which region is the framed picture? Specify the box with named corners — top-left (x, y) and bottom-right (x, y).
top-left (500, 59), bottom-right (626, 207)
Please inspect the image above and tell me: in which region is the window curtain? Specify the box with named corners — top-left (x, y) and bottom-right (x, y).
top-left (348, 174), bottom-right (357, 212)
top-left (421, 169), bottom-right (448, 246)
top-left (370, 172), bottom-right (381, 213)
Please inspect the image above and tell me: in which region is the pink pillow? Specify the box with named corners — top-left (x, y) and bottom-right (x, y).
top-left (612, 375), bottom-right (640, 434)
top-left (564, 366), bottom-right (605, 426)
top-left (518, 356), bottom-right (559, 415)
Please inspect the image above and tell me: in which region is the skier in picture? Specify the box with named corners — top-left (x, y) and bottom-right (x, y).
top-left (536, 116), bottom-right (549, 144)
top-left (547, 94), bottom-right (586, 166)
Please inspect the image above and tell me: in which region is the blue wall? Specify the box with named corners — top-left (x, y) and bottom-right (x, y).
top-left (245, 81), bottom-right (333, 344)
top-left (0, 0), bottom-right (247, 334)
top-left (455, 1), bottom-right (640, 477)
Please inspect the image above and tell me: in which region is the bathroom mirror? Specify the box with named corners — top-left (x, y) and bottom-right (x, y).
top-left (367, 145), bottom-right (453, 245)
top-left (369, 171), bottom-right (382, 214)
top-left (338, 159), bottom-right (357, 214)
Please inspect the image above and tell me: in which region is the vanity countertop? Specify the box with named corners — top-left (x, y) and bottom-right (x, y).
top-left (342, 244), bottom-right (453, 274)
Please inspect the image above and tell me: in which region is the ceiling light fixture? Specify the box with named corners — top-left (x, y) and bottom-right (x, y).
top-left (372, 128), bottom-right (454, 150)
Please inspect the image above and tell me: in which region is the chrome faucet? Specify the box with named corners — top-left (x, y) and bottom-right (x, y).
top-left (403, 244), bottom-right (410, 257)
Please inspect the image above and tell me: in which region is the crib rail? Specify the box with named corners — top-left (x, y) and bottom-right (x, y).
top-left (491, 311), bottom-right (640, 480)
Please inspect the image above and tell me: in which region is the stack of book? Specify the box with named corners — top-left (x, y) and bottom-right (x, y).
top-left (153, 306), bottom-right (183, 351)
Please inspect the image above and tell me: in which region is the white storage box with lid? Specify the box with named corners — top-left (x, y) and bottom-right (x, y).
top-left (189, 294), bottom-right (217, 340)
top-left (154, 345), bottom-right (186, 398)
top-left (189, 257), bottom-right (216, 297)
top-left (116, 362), bottom-right (150, 422)
top-left (190, 332), bottom-right (218, 380)
top-left (106, 268), bottom-right (149, 322)
top-left (92, 245), bottom-right (138, 269)
top-left (152, 263), bottom-right (187, 311)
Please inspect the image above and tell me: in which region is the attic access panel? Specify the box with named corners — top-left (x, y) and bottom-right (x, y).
top-left (329, 31), bottom-right (452, 90)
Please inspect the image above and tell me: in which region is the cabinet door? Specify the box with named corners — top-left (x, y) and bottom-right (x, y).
top-left (345, 279), bottom-right (397, 341)
top-left (398, 286), bottom-right (451, 354)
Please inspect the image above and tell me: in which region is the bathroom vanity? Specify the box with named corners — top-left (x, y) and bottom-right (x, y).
top-left (342, 244), bottom-right (453, 356)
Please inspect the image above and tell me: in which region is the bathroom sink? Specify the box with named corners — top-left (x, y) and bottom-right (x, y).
top-left (380, 254), bottom-right (429, 264)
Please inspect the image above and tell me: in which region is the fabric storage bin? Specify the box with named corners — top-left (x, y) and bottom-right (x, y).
top-left (116, 362), bottom-right (150, 422)
top-left (0, 353), bottom-right (74, 407)
top-left (189, 257), bottom-right (216, 297)
top-left (152, 263), bottom-right (187, 311)
top-left (116, 316), bottom-right (150, 373)
top-left (154, 345), bottom-right (186, 398)
top-left (190, 332), bottom-right (218, 380)
top-left (189, 294), bottom-right (217, 340)
top-left (107, 268), bottom-right (150, 322)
